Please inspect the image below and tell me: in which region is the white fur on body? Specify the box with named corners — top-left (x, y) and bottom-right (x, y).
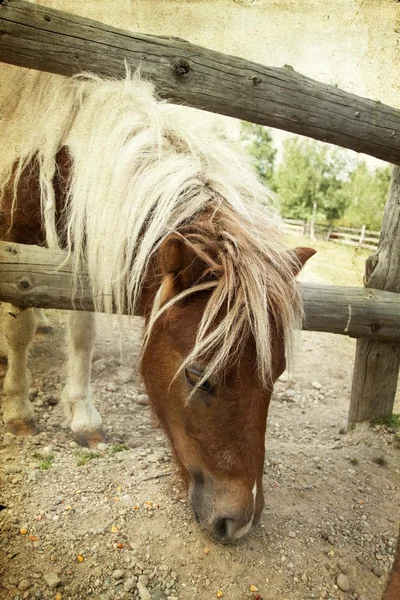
top-left (61, 312), bottom-right (101, 436)
top-left (0, 306), bottom-right (101, 436)
top-left (0, 304), bottom-right (36, 426)
top-left (0, 69), bottom-right (302, 437)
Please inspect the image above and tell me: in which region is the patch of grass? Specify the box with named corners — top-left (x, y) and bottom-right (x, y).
top-left (372, 455), bottom-right (388, 468)
top-left (32, 452), bottom-right (55, 470)
top-left (285, 232), bottom-right (370, 287)
top-left (75, 451), bottom-right (103, 466)
top-left (109, 443), bottom-right (129, 455)
top-left (349, 457), bottom-right (359, 466)
top-left (370, 414), bottom-right (400, 431)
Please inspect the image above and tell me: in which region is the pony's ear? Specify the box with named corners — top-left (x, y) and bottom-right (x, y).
top-left (291, 246), bottom-right (316, 276)
top-left (158, 234), bottom-right (207, 294)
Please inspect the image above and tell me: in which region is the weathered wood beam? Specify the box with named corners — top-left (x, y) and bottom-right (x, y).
top-left (1, 241), bottom-right (400, 342)
top-left (349, 166), bottom-right (400, 425)
top-left (0, 0), bottom-right (400, 164)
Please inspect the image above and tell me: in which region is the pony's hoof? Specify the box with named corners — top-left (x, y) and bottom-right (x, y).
top-left (74, 428), bottom-right (106, 448)
top-left (5, 418), bottom-right (39, 437)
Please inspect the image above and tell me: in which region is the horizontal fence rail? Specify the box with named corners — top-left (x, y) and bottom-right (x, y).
top-left (1, 241), bottom-right (400, 342)
top-left (1, 0), bottom-right (400, 165)
top-left (282, 219), bottom-right (380, 250)
top-left (280, 219), bottom-right (306, 236)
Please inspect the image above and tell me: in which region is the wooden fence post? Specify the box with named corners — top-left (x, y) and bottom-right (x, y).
top-left (349, 166), bottom-right (400, 425)
top-left (359, 224), bottom-right (366, 246)
top-left (326, 224), bottom-right (333, 241)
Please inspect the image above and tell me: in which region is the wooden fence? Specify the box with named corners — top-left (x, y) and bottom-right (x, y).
top-left (2, 241), bottom-right (400, 342)
top-left (281, 219), bottom-right (307, 236)
top-left (282, 220), bottom-right (381, 250)
top-left (1, 0), bottom-right (400, 425)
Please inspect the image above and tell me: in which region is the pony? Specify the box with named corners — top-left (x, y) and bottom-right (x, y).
top-left (0, 68), bottom-right (314, 543)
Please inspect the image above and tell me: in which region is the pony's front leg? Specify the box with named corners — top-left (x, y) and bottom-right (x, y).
top-left (62, 311), bottom-right (105, 447)
top-left (1, 304), bottom-right (38, 436)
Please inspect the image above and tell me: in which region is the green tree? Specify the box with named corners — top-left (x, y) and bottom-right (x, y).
top-left (339, 161), bottom-right (391, 230)
top-left (240, 122), bottom-right (277, 186)
top-left (274, 137), bottom-right (351, 223)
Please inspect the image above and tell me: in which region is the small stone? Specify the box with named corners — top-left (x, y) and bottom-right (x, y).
top-left (136, 394), bottom-right (149, 406)
top-left (337, 558), bottom-right (348, 574)
top-left (5, 465), bottom-right (22, 474)
top-left (116, 367), bottom-right (134, 384)
top-left (372, 565), bottom-right (383, 577)
top-left (151, 588), bottom-right (167, 600)
top-left (18, 580), bottom-right (32, 592)
top-left (147, 454), bottom-right (162, 464)
top-left (288, 531), bottom-right (296, 538)
top-left (69, 441), bottom-right (79, 449)
top-left (106, 382), bottom-right (117, 392)
top-left (336, 573), bottom-right (350, 592)
top-left (312, 381), bottom-right (322, 390)
top-left (124, 578), bottom-right (136, 592)
top-left (43, 572), bottom-right (61, 589)
top-left (138, 581), bottom-right (152, 600)
top-left (97, 443), bottom-right (108, 451)
top-left (328, 535), bottom-right (335, 545)
top-left (112, 570), bottom-right (124, 581)
top-left (70, 583), bottom-right (80, 595)
top-left (27, 470), bottom-right (37, 483)
top-left (138, 574), bottom-right (149, 586)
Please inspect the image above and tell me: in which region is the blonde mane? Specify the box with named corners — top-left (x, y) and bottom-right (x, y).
top-left (0, 69), bottom-right (302, 388)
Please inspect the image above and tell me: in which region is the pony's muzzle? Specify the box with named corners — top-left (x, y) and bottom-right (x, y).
top-left (189, 469), bottom-right (260, 544)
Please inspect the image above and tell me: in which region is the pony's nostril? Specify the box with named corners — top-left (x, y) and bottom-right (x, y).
top-left (211, 515), bottom-right (252, 542)
top-left (213, 517), bottom-right (230, 540)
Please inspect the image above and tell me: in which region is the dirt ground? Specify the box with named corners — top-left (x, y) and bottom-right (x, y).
top-left (0, 308), bottom-right (399, 600)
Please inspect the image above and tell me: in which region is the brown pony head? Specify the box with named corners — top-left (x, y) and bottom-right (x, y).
top-left (140, 221), bottom-right (315, 544)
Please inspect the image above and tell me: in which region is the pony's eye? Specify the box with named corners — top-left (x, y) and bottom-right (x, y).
top-left (185, 366), bottom-right (213, 394)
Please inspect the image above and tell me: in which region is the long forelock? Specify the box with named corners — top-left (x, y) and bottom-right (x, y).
top-left (1, 69), bottom-right (302, 388)
top-left (147, 210), bottom-right (302, 391)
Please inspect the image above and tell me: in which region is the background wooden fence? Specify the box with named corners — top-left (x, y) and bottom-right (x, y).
top-left (282, 219), bottom-right (380, 250)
